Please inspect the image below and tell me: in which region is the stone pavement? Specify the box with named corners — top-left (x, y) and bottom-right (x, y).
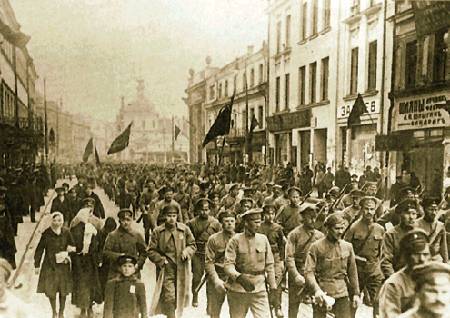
top-left (11, 180), bottom-right (374, 318)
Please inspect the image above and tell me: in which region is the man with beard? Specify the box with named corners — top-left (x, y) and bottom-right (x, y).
top-left (258, 203), bottom-right (285, 317)
top-left (399, 261), bottom-right (450, 318)
top-left (304, 213), bottom-right (361, 318)
top-left (285, 204), bottom-right (325, 318)
top-left (205, 211), bottom-right (236, 318)
top-left (344, 197), bottom-right (385, 317)
top-left (381, 199), bottom-right (420, 279)
top-left (378, 229), bottom-right (431, 317)
top-left (417, 197), bottom-right (448, 262)
top-left (187, 198), bottom-right (221, 307)
top-left (103, 209), bottom-right (147, 278)
top-left (234, 197), bottom-right (254, 233)
top-left (148, 204), bottom-right (196, 318)
top-left (224, 208), bottom-right (277, 318)
top-left (276, 187), bottom-right (303, 236)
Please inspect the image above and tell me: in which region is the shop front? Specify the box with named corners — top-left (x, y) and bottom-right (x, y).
top-left (337, 94), bottom-right (381, 174)
top-left (267, 109), bottom-right (311, 167)
top-left (391, 91), bottom-right (450, 195)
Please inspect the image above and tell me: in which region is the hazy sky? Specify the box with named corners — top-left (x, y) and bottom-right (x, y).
top-left (13, 0), bottom-right (267, 121)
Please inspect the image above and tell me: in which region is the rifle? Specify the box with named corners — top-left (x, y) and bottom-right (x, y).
top-left (194, 274), bottom-right (208, 294)
top-left (264, 276), bottom-right (275, 318)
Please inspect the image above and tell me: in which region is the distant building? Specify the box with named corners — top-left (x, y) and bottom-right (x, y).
top-left (0, 0), bottom-right (39, 166)
top-left (115, 80), bottom-right (185, 163)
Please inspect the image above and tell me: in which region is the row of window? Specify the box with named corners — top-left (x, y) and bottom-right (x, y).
top-left (209, 64), bottom-right (265, 101)
top-left (1, 82), bottom-right (16, 119)
top-left (275, 56), bottom-right (329, 111)
top-left (350, 40), bottom-right (378, 95)
top-left (404, 29), bottom-right (447, 89)
top-left (276, 0), bottom-right (331, 54)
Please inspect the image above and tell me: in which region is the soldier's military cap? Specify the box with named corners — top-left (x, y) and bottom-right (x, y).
top-left (324, 212), bottom-right (346, 228)
top-left (421, 196), bottom-right (440, 208)
top-left (395, 198), bottom-right (418, 214)
top-left (117, 254), bottom-right (137, 266)
top-left (327, 186), bottom-right (340, 197)
top-left (359, 196), bottom-right (378, 206)
top-left (287, 186), bottom-right (302, 196)
top-left (82, 197), bottom-right (96, 206)
top-left (117, 208), bottom-right (133, 219)
top-left (398, 186), bottom-right (416, 197)
top-left (217, 211), bottom-right (236, 222)
top-left (262, 201), bottom-right (275, 210)
top-left (55, 186), bottom-right (65, 193)
top-left (162, 185), bottom-right (175, 193)
top-left (62, 183), bottom-right (70, 189)
top-left (240, 197), bottom-right (255, 206)
top-left (162, 204), bottom-right (180, 215)
top-left (242, 186), bottom-right (254, 192)
top-left (299, 204), bottom-right (319, 216)
top-left (349, 189), bottom-right (365, 197)
top-left (195, 197), bottom-right (212, 209)
top-left (229, 183), bottom-right (239, 191)
top-left (399, 229), bottom-right (429, 254)
top-left (412, 261), bottom-right (450, 289)
top-left (241, 208), bottom-right (263, 220)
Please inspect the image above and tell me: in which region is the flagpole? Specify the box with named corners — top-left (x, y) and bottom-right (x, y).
top-left (244, 58), bottom-right (250, 165)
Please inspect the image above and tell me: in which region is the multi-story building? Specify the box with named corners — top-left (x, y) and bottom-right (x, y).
top-left (0, 0), bottom-right (39, 166)
top-left (203, 44), bottom-right (268, 165)
top-left (381, 0), bottom-right (450, 194)
top-left (267, 0), bottom-right (338, 170)
top-left (184, 58), bottom-right (219, 163)
top-left (115, 80), bottom-right (183, 163)
top-left (336, 0), bottom-right (387, 174)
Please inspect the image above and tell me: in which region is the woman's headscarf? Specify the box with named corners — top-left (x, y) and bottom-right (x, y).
top-left (70, 208), bottom-right (97, 254)
top-left (50, 211), bottom-right (64, 235)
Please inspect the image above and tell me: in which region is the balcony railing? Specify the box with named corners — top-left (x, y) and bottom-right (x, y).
top-left (228, 127), bottom-right (246, 138)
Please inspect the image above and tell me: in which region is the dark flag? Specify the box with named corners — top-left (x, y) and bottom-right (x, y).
top-left (411, 1), bottom-right (450, 38)
top-left (249, 114), bottom-right (259, 133)
top-left (174, 125), bottom-right (181, 140)
top-left (202, 94), bottom-right (235, 147)
top-left (107, 122), bottom-right (132, 155)
top-left (347, 94), bottom-right (368, 139)
top-left (82, 137), bottom-right (93, 163)
top-left (95, 147), bottom-right (101, 166)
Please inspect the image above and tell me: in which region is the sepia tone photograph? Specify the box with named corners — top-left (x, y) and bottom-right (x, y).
top-left (0, 0), bottom-right (449, 317)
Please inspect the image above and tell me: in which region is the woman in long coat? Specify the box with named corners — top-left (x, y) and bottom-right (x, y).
top-left (34, 212), bottom-right (75, 318)
top-left (70, 208), bottom-right (102, 317)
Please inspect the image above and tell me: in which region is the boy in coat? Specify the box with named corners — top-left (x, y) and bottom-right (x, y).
top-left (103, 255), bottom-right (147, 318)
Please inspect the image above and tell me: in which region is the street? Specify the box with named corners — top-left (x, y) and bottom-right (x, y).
top-left (11, 179), bottom-right (374, 318)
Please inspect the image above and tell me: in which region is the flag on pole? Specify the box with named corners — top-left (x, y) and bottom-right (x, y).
top-left (95, 147), bottom-right (101, 166)
top-left (347, 93), bottom-right (368, 127)
top-left (249, 114), bottom-right (259, 133)
top-left (107, 122), bottom-right (133, 155)
top-left (202, 94), bottom-right (235, 147)
top-left (347, 93), bottom-right (368, 139)
top-left (82, 138), bottom-right (93, 163)
top-left (174, 125), bottom-right (181, 140)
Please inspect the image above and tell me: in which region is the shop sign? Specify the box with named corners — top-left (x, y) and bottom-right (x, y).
top-left (394, 93), bottom-right (450, 131)
top-left (338, 96), bottom-right (379, 119)
top-left (266, 109), bottom-right (311, 132)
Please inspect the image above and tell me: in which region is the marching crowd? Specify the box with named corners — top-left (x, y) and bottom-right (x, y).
top-left (1, 162), bottom-right (450, 318)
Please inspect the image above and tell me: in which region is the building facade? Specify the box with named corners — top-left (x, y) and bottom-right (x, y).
top-left (336, 0), bottom-right (387, 174)
top-left (382, 0), bottom-right (449, 195)
top-left (0, 0), bottom-right (40, 166)
top-left (203, 44), bottom-right (268, 165)
top-left (267, 0), bottom-right (338, 170)
top-left (115, 80), bottom-right (185, 163)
